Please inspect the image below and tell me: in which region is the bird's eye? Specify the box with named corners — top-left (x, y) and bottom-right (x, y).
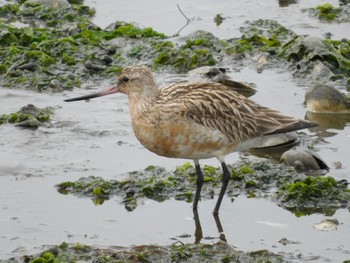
top-left (122, 76), bottom-right (129, 83)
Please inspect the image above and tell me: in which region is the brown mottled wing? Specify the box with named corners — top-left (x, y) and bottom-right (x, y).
top-left (159, 83), bottom-right (314, 143)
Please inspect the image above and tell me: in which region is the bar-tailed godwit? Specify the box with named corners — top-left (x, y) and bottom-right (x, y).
top-left (65, 65), bottom-right (317, 214)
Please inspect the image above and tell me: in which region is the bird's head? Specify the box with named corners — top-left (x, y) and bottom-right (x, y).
top-left (64, 65), bottom-right (157, 102)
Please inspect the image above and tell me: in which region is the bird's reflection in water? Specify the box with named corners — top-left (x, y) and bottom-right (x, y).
top-left (278, 0), bottom-right (298, 7)
top-left (193, 209), bottom-right (203, 244)
top-left (193, 209), bottom-right (227, 243)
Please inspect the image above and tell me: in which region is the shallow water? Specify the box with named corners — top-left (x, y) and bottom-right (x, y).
top-left (1, 0), bottom-right (350, 262)
top-left (85, 0), bottom-right (350, 39)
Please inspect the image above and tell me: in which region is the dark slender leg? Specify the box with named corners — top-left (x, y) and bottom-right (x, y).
top-left (193, 163), bottom-right (204, 210)
top-left (213, 213), bottom-right (227, 242)
top-left (193, 209), bottom-right (203, 243)
top-left (213, 162), bottom-right (230, 214)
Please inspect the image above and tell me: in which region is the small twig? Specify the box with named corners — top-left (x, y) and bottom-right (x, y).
top-left (176, 4), bottom-right (191, 35)
top-left (177, 4), bottom-right (190, 22)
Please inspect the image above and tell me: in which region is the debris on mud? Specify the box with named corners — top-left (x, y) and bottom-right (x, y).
top-left (278, 237), bottom-right (302, 246)
top-left (0, 104), bottom-right (54, 128)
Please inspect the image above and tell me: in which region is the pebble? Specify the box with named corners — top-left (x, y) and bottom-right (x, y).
top-left (305, 84), bottom-right (350, 113)
top-left (313, 219), bottom-right (339, 231)
top-left (15, 118), bottom-right (40, 128)
top-left (280, 148), bottom-right (329, 173)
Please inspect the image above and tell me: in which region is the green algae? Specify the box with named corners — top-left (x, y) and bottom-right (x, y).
top-left (0, 112), bottom-right (34, 124)
top-left (227, 34), bottom-right (282, 55)
top-left (1, 2), bottom-right (350, 93)
top-left (57, 161), bottom-right (282, 211)
top-left (280, 177), bottom-right (338, 201)
top-left (57, 159), bottom-right (350, 216)
top-left (0, 104), bottom-right (53, 125)
top-left (0, 2), bottom-right (95, 27)
top-left (214, 14), bottom-right (225, 27)
top-left (113, 23), bottom-right (166, 39)
top-left (30, 252), bottom-right (56, 263)
top-left (74, 23), bottom-right (165, 45)
top-left (0, 1), bottom-right (221, 89)
top-left (276, 176), bottom-right (350, 216)
top-left (57, 165), bottom-right (194, 210)
top-left (0, 2), bottom-right (167, 91)
top-left (223, 19), bottom-right (350, 84)
top-left (153, 33), bottom-right (218, 72)
top-left (306, 3), bottom-right (350, 23)
top-left (225, 19), bottom-right (296, 56)
top-left (0, 3), bottom-right (19, 16)
top-left (316, 4), bottom-right (342, 21)
top-left (127, 45), bottom-right (146, 58)
top-left (12, 241), bottom-right (285, 263)
top-left (279, 35), bottom-right (350, 80)
top-left (2, 2), bottom-right (350, 93)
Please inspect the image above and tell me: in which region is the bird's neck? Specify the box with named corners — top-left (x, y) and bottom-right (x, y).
top-left (128, 84), bottom-right (160, 117)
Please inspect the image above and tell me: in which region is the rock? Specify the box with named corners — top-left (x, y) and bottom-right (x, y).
top-left (15, 118), bottom-right (41, 128)
top-left (339, 0), bottom-right (350, 6)
top-left (84, 61), bottom-right (106, 72)
top-left (280, 36), bottom-right (330, 62)
top-left (313, 219), bottom-right (339, 231)
top-left (248, 133), bottom-right (299, 160)
top-left (278, 237), bottom-right (301, 245)
top-left (188, 66), bottom-right (256, 97)
top-left (305, 84), bottom-right (350, 113)
top-left (311, 61), bottom-right (334, 80)
top-left (101, 55), bottom-right (113, 65)
top-left (20, 104), bottom-right (41, 115)
top-left (106, 47), bottom-right (117, 55)
top-left (280, 148), bottom-right (329, 173)
top-left (49, 79), bottom-right (63, 91)
top-left (19, 104), bottom-right (53, 122)
top-left (188, 66), bottom-right (226, 79)
top-left (177, 233), bottom-right (191, 238)
top-left (333, 161), bottom-right (343, 169)
top-left (17, 62), bottom-right (38, 72)
top-left (24, 0), bottom-right (70, 8)
top-left (252, 53), bottom-right (269, 64)
top-left (251, 133), bottom-right (297, 149)
top-left (279, 36), bottom-right (349, 81)
top-left (278, 0), bottom-right (298, 7)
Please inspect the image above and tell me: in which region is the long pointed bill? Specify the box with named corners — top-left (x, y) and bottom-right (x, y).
top-left (64, 86), bottom-right (120, 102)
